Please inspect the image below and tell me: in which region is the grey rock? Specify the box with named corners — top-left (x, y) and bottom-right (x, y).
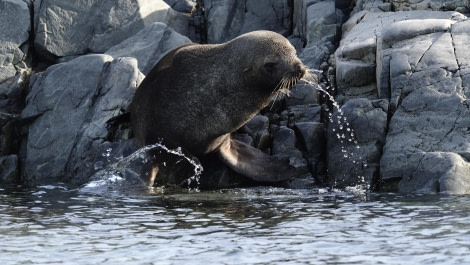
top-left (389, 0), bottom-right (470, 12)
top-left (280, 104), bottom-right (322, 127)
top-left (0, 0), bottom-right (31, 183)
top-left (285, 82), bottom-right (320, 107)
top-left (106, 22), bottom-right (192, 75)
top-left (293, 0), bottom-right (342, 70)
top-left (0, 155), bottom-right (18, 182)
top-left (204, 0), bottom-right (291, 43)
top-left (92, 139), bottom-right (140, 173)
top-left (243, 114), bottom-right (271, 150)
top-left (305, 0), bottom-right (338, 44)
top-left (299, 40), bottom-right (335, 69)
top-left (377, 18), bottom-right (459, 100)
top-left (34, 0), bottom-right (190, 59)
top-left (397, 152), bottom-right (470, 194)
top-left (0, 112), bottom-right (17, 156)
top-left (272, 127), bottom-right (309, 177)
top-left (292, 0), bottom-right (307, 38)
top-left (233, 133), bottom-right (254, 147)
top-left (164, 0), bottom-right (196, 13)
top-left (327, 98), bottom-right (388, 188)
top-left (272, 126), bottom-right (297, 154)
top-left (21, 55), bottom-right (143, 184)
top-left (293, 0), bottom-right (344, 42)
top-left (335, 10), bottom-right (465, 100)
top-left (294, 122), bottom-right (324, 160)
top-left (0, 0), bottom-right (31, 112)
top-left (352, 0), bottom-right (392, 14)
top-left (0, 0), bottom-right (30, 54)
top-left (294, 121), bottom-right (325, 181)
top-left (379, 19), bottom-right (470, 194)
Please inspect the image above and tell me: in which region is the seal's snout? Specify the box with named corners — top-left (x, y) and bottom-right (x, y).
top-left (295, 63), bottom-right (307, 78)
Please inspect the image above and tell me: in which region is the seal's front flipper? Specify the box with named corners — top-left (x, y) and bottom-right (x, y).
top-left (141, 146), bottom-right (199, 187)
top-left (217, 138), bottom-right (296, 182)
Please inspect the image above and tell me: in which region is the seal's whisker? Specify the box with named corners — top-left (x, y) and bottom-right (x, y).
top-left (269, 91), bottom-right (281, 110)
top-left (273, 82), bottom-right (281, 94)
top-left (274, 76), bottom-right (288, 94)
top-left (272, 77), bottom-right (285, 93)
top-left (301, 68), bottom-right (320, 83)
top-left (269, 72), bottom-right (304, 110)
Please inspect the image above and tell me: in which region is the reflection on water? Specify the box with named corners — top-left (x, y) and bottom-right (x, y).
top-left (1, 183), bottom-right (469, 265)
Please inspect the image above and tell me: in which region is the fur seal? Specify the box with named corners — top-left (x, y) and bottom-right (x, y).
top-left (130, 30), bottom-right (308, 187)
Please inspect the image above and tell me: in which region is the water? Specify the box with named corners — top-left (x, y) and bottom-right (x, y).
top-left (87, 143), bottom-right (204, 190)
top-left (302, 70), bottom-right (359, 154)
top-left (1, 183), bottom-right (469, 265)
top-left (302, 71), bottom-right (367, 184)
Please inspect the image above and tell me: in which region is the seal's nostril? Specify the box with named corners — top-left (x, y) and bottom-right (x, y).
top-left (295, 63), bottom-right (306, 76)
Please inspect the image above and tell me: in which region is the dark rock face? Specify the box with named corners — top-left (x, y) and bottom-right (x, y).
top-left (1, 0), bottom-right (470, 193)
top-left (333, 6), bottom-right (470, 193)
top-left (204, 0), bottom-right (292, 43)
top-left (34, 0), bottom-right (192, 59)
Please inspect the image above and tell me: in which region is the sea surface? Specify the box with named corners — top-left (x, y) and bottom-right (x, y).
top-left (1, 181), bottom-right (469, 265)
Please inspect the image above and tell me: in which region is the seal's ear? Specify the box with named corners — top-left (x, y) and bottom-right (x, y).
top-left (217, 138), bottom-right (296, 182)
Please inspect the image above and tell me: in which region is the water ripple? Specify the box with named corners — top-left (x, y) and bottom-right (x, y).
top-left (0, 185), bottom-right (469, 264)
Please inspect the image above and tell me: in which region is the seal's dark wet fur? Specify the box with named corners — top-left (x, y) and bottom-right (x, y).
top-left (130, 30), bottom-right (307, 187)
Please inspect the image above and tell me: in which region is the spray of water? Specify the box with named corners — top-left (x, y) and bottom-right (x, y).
top-left (83, 143), bottom-right (203, 193)
top-left (301, 69), bottom-right (368, 191)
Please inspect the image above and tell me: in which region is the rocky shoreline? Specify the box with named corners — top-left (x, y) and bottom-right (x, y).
top-left (1, 0), bottom-right (469, 194)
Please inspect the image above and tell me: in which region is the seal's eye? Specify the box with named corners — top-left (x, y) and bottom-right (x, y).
top-left (264, 62), bottom-right (278, 73)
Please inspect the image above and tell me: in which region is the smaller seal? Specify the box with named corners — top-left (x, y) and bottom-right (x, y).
top-left (130, 30), bottom-right (308, 187)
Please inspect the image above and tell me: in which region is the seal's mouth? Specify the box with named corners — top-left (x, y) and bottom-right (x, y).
top-left (269, 64), bottom-right (318, 110)
top-left (273, 63), bottom-right (308, 96)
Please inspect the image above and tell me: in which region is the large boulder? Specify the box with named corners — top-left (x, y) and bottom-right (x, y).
top-left (105, 22), bottom-right (192, 75)
top-left (294, 0), bottom-right (342, 69)
top-left (0, 0), bottom-right (32, 184)
top-left (333, 7), bottom-right (470, 193)
top-left (379, 19), bottom-right (470, 194)
top-left (389, 0), bottom-right (470, 12)
top-left (335, 10), bottom-right (465, 101)
top-left (204, 0), bottom-right (292, 43)
top-left (20, 55), bottom-right (141, 184)
top-left (0, 0), bottom-right (31, 112)
top-left (34, 0), bottom-right (190, 59)
top-left (327, 98), bottom-right (388, 189)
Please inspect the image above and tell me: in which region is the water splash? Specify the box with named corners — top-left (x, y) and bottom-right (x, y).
top-left (141, 143), bottom-right (204, 188)
top-left (81, 143), bottom-right (203, 194)
top-left (301, 69), bottom-right (368, 190)
top-left (301, 69), bottom-right (359, 149)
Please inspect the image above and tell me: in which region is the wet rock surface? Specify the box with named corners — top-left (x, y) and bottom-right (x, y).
top-left (1, 0), bottom-right (469, 193)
